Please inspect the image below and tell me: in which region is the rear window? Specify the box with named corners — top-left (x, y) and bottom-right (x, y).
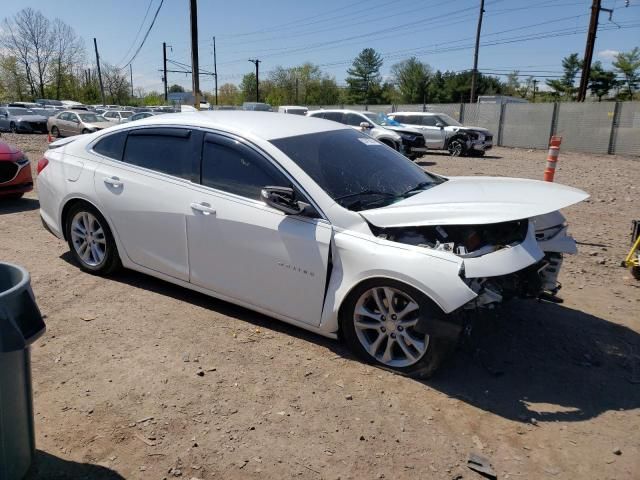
top-left (123, 128), bottom-right (194, 179)
top-left (93, 131), bottom-right (127, 160)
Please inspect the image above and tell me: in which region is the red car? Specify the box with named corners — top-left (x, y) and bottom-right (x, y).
top-left (0, 140), bottom-right (33, 199)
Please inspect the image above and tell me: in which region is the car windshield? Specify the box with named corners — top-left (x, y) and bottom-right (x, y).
top-left (8, 108), bottom-right (33, 115)
top-left (271, 129), bottom-right (444, 211)
top-left (79, 113), bottom-right (101, 122)
top-left (363, 111), bottom-right (401, 127)
top-left (436, 114), bottom-right (462, 127)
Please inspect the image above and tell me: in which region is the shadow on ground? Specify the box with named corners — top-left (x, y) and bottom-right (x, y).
top-left (25, 450), bottom-right (124, 479)
top-left (417, 151), bottom-right (503, 160)
top-left (61, 253), bottom-right (640, 424)
top-left (0, 197), bottom-right (39, 214)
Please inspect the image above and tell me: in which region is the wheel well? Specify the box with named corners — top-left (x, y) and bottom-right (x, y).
top-left (60, 198), bottom-right (99, 241)
top-left (379, 138), bottom-right (398, 150)
top-left (445, 133), bottom-right (468, 148)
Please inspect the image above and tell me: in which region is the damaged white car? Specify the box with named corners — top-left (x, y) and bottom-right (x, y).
top-left (37, 112), bottom-right (588, 377)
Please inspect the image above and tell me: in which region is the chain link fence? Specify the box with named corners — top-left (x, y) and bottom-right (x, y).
top-left (302, 101), bottom-right (638, 156)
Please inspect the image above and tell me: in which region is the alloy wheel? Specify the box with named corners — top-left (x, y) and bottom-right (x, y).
top-left (353, 286), bottom-right (429, 368)
top-left (448, 139), bottom-right (464, 156)
top-left (70, 211), bottom-right (107, 267)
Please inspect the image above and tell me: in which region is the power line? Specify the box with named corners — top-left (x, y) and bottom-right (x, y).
top-left (118, 0), bottom-right (164, 70)
top-left (116, 0), bottom-right (154, 66)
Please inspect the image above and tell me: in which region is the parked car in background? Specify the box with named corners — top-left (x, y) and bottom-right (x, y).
top-left (37, 111), bottom-right (587, 377)
top-left (360, 111), bottom-right (427, 160)
top-left (388, 112), bottom-right (493, 157)
top-left (102, 110), bottom-right (134, 123)
top-left (122, 111), bottom-right (165, 123)
top-left (48, 111), bottom-right (113, 137)
top-left (278, 106), bottom-right (308, 115)
top-left (36, 99), bottom-right (64, 108)
top-left (307, 109), bottom-right (404, 154)
top-left (31, 108), bottom-right (58, 118)
top-left (242, 102), bottom-right (272, 111)
top-left (0, 140), bottom-right (32, 199)
top-left (0, 107), bottom-right (48, 133)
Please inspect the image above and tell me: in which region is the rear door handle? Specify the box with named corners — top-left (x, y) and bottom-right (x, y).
top-left (103, 176), bottom-right (122, 188)
top-left (190, 202), bottom-right (216, 215)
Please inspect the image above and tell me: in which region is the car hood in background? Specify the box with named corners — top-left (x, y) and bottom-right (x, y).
top-left (85, 121), bottom-right (114, 129)
top-left (449, 126), bottom-right (491, 134)
top-left (14, 115), bottom-right (48, 122)
top-left (359, 176), bottom-right (589, 228)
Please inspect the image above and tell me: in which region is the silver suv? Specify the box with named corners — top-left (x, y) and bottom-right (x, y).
top-left (389, 112), bottom-right (493, 157)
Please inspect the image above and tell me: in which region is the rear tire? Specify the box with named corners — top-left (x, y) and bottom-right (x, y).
top-left (10, 122), bottom-right (17, 133)
top-left (51, 126), bottom-right (60, 138)
top-left (64, 202), bottom-right (121, 275)
top-left (340, 279), bottom-right (455, 378)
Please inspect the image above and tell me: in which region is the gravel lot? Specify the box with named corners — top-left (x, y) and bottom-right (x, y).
top-left (1, 132), bottom-right (639, 479)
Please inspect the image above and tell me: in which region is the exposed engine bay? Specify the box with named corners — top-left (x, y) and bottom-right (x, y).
top-left (371, 217), bottom-right (571, 310)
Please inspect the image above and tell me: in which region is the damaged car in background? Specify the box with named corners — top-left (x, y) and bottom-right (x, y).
top-left (37, 112), bottom-right (588, 378)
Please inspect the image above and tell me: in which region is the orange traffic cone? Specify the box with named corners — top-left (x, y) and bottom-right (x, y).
top-left (543, 136), bottom-right (562, 182)
top-left (47, 132), bottom-right (52, 143)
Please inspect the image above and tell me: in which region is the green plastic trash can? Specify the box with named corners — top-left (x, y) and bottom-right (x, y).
top-left (0, 262), bottom-right (45, 480)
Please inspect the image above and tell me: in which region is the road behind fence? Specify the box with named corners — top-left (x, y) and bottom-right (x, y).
top-left (303, 102), bottom-right (640, 157)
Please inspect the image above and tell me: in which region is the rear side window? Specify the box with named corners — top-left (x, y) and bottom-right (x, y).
top-left (93, 131), bottom-right (127, 160)
top-left (123, 128), bottom-right (195, 180)
top-left (202, 135), bottom-right (289, 200)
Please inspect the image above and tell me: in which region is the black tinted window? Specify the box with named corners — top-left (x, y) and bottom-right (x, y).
top-left (123, 128), bottom-right (194, 179)
top-left (344, 113), bottom-right (364, 126)
top-left (322, 112), bottom-right (343, 123)
top-left (202, 136), bottom-right (288, 200)
top-left (93, 131), bottom-right (127, 160)
top-left (421, 116), bottom-right (438, 126)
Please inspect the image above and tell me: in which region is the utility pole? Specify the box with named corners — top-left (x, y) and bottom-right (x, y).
top-left (248, 59), bottom-right (261, 102)
top-left (532, 79), bottom-right (538, 102)
top-left (93, 38), bottom-right (106, 106)
top-left (213, 36), bottom-right (218, 106)
top-left (577, 0), bottom-right (612, 102)
top-left (469, 0), bottom-right (485, 104)
top-left (163, 42), bottom-right (169, 101)
top-left (189, 0), bottom-right (200, 110)
top-left (130, 64), bottom-right (134, 97)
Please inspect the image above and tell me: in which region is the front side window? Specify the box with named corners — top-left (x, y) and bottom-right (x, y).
top-left (123, 128), bottom-right (194, 179)
top-left (322, 112), bottom-right (343, 123)
top-left (79, 113), bottom-right (101, 123)
top-left (271, 129), bottom-right (444, 211)
top-left (201, 135), bottom-right (289, 201)
top-left (344, 113), bottom-right (365, 127)
top-left (435, 114), bottom-right (461, 127)
top-left (421, 116), bottom-right (439, 127)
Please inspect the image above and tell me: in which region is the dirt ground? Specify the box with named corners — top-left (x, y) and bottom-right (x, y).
top-left (1, 132), bottom-right (639, 480)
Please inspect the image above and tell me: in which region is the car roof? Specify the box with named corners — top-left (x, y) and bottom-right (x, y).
top-left (104, 110), bottom-right (348, 140)
top-left (308, 109), bottom-right (370, 115)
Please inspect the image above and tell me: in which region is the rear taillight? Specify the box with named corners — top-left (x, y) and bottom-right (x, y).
top-left (37, 157), bottom-right (49, 175)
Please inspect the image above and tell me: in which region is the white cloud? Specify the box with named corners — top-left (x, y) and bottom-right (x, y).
top-left (597, 49), bottom-right (620, 60)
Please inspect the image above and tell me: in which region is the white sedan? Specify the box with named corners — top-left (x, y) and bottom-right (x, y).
top-left (36, 112), bottom-right (588, 377)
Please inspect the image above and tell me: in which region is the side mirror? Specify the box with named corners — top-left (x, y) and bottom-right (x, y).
top-left (261, 186), bottom-right (305, 215)
top-left (360, 121), bottom-right (373, 130)
top-left (435, 122), bottom-right (444, 128)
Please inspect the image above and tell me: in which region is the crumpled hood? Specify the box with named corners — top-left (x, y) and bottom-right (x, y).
top-left (15, 115), bottom-right (47, 122)
top-left (448, 126), bottom-right (491, 134)
top-left (359, 176), bottom-right (589, 228)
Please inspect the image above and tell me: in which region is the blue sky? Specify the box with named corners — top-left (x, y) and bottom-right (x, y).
top-left (4, 0), bottom-right (640, 93)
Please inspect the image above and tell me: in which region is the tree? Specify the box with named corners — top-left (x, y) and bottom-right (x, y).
top-left (51, 19), bottom-right (84, 100)
top-left (102, 63), bottom-right (130, 104)
top-left (240, 72), bottom-right (256, 102)
top-left (218, 83), bottom-right (239, 105)
top-left (613, 47), bottom-right (640, 99)
top-left (168, 84), bottom-right (185, 93)
top-left (588, 61), bottom-right (618, 101)
top-left (546, 53), bottom-right (582, 99)
top-left (505, 71), bottom-right (520, 96)
top-left (346, 48), bottom-right (383, 105)
top-left (390, 57), bottom-right (431, 103)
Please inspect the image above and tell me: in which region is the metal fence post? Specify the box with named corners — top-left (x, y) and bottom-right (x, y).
top-left (607, 101), bottom-right (621, 155)
top-left (549, 102), bottom-right (559, 139)
top-left (459, 103), bottom-right (465, 123)
top-left (497, 103), bottom-right (506, 146)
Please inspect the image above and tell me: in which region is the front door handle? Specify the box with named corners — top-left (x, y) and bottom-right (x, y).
top-left (190, 202), bottom-right (216, 215)
top-left (103, 176), bottom-right (122, 188)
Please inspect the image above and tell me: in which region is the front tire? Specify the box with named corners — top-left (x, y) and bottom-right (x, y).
top-left (51, 126), bottom-right (60, 138)
top-left (341, 279), bottom-right (454, 378)
top-left (65, 203), bottom-right (121, 275)
top-left (447, 138), bottom-right (467, 157)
